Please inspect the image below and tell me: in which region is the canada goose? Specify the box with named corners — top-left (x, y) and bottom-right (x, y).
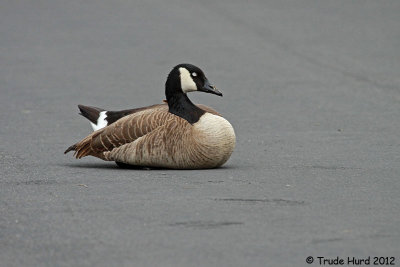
top-left (64, 64), bottom-right (236, 169)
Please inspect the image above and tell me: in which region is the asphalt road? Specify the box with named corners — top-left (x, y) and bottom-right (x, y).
top-left (1, 0), bottom-right (399, 266)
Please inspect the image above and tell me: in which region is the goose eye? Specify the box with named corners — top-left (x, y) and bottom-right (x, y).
top-left (192, 72), bottom-right (197, 77)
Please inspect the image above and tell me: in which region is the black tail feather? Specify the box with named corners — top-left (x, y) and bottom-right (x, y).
top-left (64, 144), bottom-right (77, 154)
top-left (78, 105), bottom-right (105, 124)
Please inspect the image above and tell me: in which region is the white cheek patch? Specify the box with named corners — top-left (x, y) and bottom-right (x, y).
top-left (90, 111), bottom-right (108, 131)
top-left (179, 67), bottom-right (197, 93)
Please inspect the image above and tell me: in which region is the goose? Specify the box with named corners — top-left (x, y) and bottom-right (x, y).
top-left (64, 63), bottom-right (236, 169)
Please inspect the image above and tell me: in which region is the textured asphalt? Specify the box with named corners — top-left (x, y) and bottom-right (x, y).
top-left (1, 1), bottom-right (399, 266)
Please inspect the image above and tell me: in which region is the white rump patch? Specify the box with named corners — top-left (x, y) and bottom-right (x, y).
top-left (90, 111), bottom-right (108, 131)
top-left (179, 67), bottom-right (197, 93)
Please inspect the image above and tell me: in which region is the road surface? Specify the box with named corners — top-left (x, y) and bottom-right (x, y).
top-left (1, 0), bottom-right (399, 266)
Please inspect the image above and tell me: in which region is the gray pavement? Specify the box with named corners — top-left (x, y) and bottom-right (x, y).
top-left (1, 0), bottom-right (399, 266)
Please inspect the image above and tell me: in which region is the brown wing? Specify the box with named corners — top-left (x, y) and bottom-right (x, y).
top-left (65, 103), bottom-right (221, 159)
top-left (103, 115), bottom-right (194, 167)
top-left (65, 105), bottom-right (171, 159)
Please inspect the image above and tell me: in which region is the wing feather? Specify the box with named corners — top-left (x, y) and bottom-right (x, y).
top-left (103, 115), bottom-right (193, 167)
top-left (65, 103), bottom-right (220, 161)
top-left (68, 105), bottom-right (170, 158)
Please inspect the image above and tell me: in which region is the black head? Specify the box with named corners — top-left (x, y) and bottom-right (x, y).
top-left (165, 63), bottom-right (222, 99)
top-left (165, 64), bottom-right (222, 124)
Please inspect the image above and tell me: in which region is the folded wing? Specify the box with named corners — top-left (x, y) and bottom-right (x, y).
top-left (65, 105), bottom-right (170, 159)
top-left (64, 103), bottom-right (221, 160)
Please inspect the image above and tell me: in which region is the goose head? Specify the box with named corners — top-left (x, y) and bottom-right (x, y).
top-left (165, 63), bottom-right (222, 99)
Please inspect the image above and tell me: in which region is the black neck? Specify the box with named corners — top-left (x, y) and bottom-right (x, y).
top-left (165, 67), bottom-right (205, 124)
top-left (167, 93), bottom-right (205, 124)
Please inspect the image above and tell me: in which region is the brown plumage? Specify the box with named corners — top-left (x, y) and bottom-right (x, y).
top-left (65, 104), bottom-right (234, 169)
top-left (64, 63), bottom-right (236, 169)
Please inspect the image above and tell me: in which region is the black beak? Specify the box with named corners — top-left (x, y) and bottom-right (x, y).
top-left (200, 79), bottom-right (223, 97)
